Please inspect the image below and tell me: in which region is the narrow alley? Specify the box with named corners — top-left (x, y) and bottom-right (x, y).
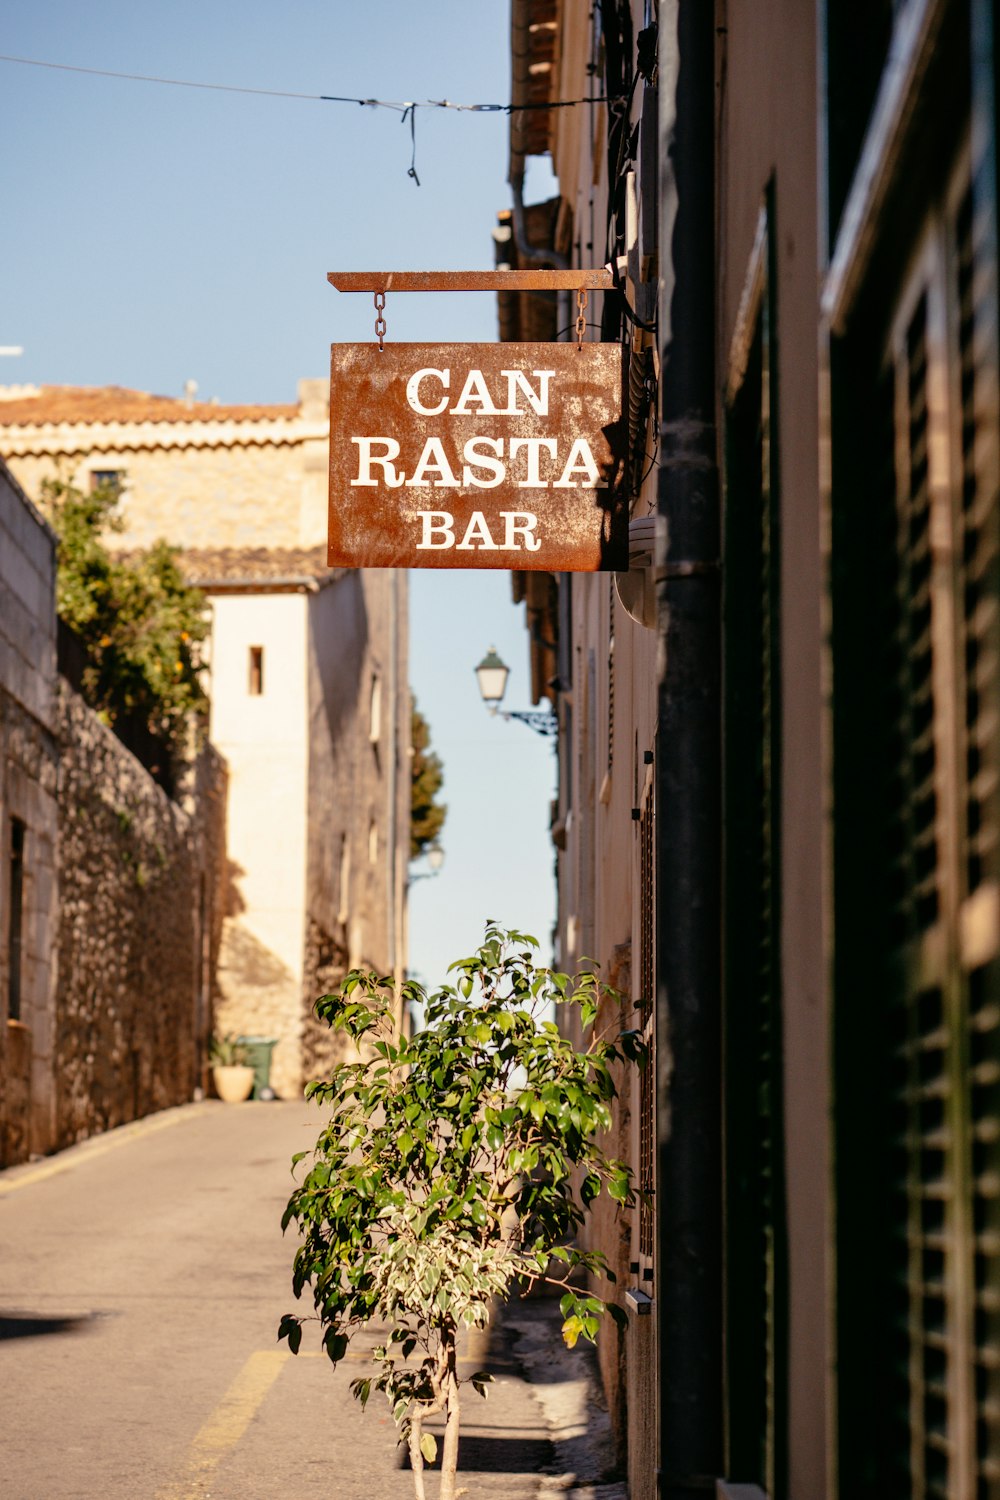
top-left (0, 1102), bottom-right (607, 1500)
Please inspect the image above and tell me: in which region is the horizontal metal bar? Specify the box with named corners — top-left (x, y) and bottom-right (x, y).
top-left (327, 269), bottom-right (615, 292)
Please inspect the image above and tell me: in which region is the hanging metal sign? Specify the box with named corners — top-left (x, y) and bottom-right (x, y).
top-left (327, 339), bottom-right (627, 572)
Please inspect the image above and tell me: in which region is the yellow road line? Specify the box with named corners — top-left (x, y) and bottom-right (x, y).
top-left (157, 1349), bottom-right (289, 1500)
top-left (0, 1105), bottom-right (210, 1196)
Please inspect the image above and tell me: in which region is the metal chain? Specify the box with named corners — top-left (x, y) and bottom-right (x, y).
top-left (576, 287), bottom-right (588, 347)
top-left (374, 290), bottom-right (387, 351)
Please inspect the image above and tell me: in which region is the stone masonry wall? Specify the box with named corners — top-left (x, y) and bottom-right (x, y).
top-left (0, 465), bottom-right (59, 1164)
top-left (55, 684), bottom-right (226, 1148)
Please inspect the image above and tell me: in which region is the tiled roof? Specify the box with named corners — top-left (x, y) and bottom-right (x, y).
top-left (178, 546), bottom-right (340, 586)
top-left (0, 385), bottom-right (298, 428)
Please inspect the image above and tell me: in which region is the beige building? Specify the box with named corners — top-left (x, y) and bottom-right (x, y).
top-left (0, 382), bottom-right (409, 1099)
top-left (508, 0), bottom-right (1000, 1497)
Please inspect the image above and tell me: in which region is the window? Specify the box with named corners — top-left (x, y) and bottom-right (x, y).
top-left (89, 469), bottom-right (123, 494)
top-left (248, 646), bottom-right (264, 696)
top-left (337, 834), bottom-right (351, 925)
top-left (7, 818), bottom-right (25, 1022)
top-left (369, 673), bottom-right (382, 744)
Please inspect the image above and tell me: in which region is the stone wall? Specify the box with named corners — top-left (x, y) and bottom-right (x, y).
top-left (0, 464), bottom-right (59, 1164)
top-left (54, 684), bottom-right (226, 1148)
top-left (303, 570), bottom-right (410, 1058)
top-left (300, 914), bottom-right (351, 1086)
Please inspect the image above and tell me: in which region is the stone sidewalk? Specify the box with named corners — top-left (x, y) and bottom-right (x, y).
top-left (447, 1295), bottom-right (627, 1500)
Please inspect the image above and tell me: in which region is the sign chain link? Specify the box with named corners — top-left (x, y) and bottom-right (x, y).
top-left (374, 290), bottom-right (387, 351)
top-left (576, 287), bottom-right (588, 347)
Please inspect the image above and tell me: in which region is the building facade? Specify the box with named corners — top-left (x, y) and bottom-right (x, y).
top-left (506, 1), bottom-right (1000, 1497)
top-left (0, 458), bottom-right (227, 1164)
top-left (0, 462), bottom-right (59, 1162)
top-left (0, 382), bottom-right (409, 1099)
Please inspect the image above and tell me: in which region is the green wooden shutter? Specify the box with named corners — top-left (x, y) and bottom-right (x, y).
top-left (832, 137), bottom-right (1000, 1498)
top-left (723, 199), bottom-right (788, 1499)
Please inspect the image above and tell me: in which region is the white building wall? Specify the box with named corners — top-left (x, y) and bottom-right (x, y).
top-left (208, 590), bottom-right (309, 1095)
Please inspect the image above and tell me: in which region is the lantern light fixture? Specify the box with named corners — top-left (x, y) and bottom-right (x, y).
top-left (474, 647), bottom-right (557, 739)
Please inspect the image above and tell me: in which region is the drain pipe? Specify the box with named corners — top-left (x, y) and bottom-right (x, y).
top-left (655, 2), bottom-right (724, 1498)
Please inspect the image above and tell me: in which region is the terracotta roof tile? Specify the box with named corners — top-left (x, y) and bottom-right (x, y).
top-left (0, 385), bottom-right (298, 428)
top-left (177, 546), bottom-right (340, 586)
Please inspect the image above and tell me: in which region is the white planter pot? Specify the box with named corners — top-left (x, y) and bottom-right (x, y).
top-left (212, 1064), bottom-right (255, 1103)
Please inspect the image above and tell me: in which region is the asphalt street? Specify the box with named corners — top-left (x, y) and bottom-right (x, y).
top-left (0, 1100), bottom-right (563, 1500)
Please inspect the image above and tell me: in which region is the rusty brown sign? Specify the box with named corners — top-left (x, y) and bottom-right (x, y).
top-left (328, 342), bottom-right (626, 571)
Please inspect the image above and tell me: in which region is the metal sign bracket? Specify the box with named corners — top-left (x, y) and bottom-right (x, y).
top-left (331, 269), bottom-right (615, 349)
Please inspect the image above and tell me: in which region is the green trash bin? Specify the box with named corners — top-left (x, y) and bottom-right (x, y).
top-left (237, 1036), bottom-right (278, 1099)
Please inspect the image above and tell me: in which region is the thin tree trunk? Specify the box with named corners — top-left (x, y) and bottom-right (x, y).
top-left (438, 1359), bottom-right (461, 1500)
top-left (408, 1418), bottom-right (427, 1500)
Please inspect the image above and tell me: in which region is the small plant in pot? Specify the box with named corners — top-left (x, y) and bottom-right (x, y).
top-left (279, 922), bottom-right (647, 1500)
top-left (210, 1033), bottom-right (255, 1103)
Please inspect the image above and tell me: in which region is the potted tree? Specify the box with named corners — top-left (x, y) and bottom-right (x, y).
top-left (210, 1033), bottom-right (255, 1103)
top-left (279, 922), bottom-right (646, 1500)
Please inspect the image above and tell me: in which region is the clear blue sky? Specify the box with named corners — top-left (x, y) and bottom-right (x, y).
top-left (1, 0), bottom-right (558, 988)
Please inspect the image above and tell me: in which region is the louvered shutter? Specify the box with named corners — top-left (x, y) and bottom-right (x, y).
top-left (723, 206), bottom-right (788, 1499)
top-left (833, 139), bottom-right (1000, 1497)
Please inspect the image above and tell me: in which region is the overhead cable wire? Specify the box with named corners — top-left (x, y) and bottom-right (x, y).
top-left (0, 53), bottom-right (622, 113)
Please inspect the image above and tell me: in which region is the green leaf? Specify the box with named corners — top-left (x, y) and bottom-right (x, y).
top-left (323, 1329), bottom-right (348, 1364)
top-left (278, 1313), bottom-right (302, 1354)
top-left (419, 1432), bottom-right (438, 1464)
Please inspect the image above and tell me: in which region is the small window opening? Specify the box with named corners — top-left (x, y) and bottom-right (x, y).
top-left (90, 469), bottom-right (123, 495)
top-left (337, 834), bottom-right (351, 925)
top-left (249, 646), bottom-right (264, 696)
top-left (8, 818), bottom-right (25, 1022)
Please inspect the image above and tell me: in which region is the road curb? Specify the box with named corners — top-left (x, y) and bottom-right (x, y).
top-left (0, 1097), bottom-right (223, 1195)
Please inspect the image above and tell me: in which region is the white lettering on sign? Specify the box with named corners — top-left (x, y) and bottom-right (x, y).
top-left (462, 437), bottom-right (505, 489)
top-left (509, 437), bottom-right (558, 488)
top-left (415, 511), bottom-right (540, 551)
top-left (350, 437), bottom-right (404, 487)
top-left (352, 436), bottom-right (605, 490)
top-left (500, 511), bottom-right (542, 550)
top-left (502, 369), bottom-right (553, 416)
top-left (452, 369), bottom-right (499, 416)
top-left (403, 367), bottom-right (556, 418)
top-left (554, 437), bottom-right (604, 489)
top-left (405, 368), bottom-right (450, 416)
top-left (407, 437), bottom-right (459, 488)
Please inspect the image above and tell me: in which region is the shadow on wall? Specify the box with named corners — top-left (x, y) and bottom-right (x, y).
top-left (225, 857), bottom-right (247, 917)
top-left (311, 571), bottom-right (370, 753)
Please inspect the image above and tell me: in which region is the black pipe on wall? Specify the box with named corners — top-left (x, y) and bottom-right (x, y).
top-left (655, 1), bottom-right (724, 1497)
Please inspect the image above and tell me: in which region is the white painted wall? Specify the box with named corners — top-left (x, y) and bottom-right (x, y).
top-left (207, 592), bottom-right (309, 981)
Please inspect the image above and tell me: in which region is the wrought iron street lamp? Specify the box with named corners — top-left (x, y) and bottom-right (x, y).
top-left (474, 647), bottom-right (557, 738)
